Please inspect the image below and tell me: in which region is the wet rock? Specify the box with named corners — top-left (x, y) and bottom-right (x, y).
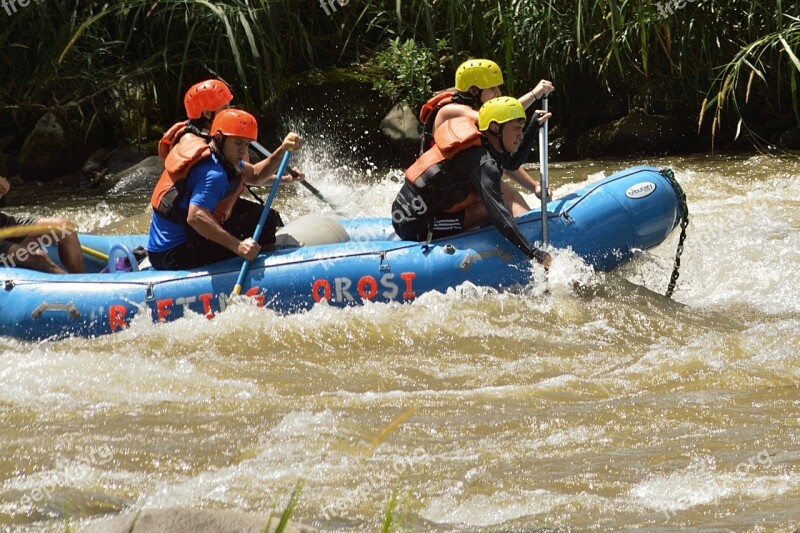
top-left (19, 112), bottom-right (69, 181)
top-left (80, 159), bottom-right (108, 190)
top-left (778, 127), bottom-right (800, 149)
top-left (106, 155), bottom-right (164, 195)
top-left (576, 112), bottom-right (689, 158)
top-left (380, 101), bottom-right (420, 143)
top-left (80, 146), bottom-right (155, 191)
top-left (19, 112), bottom-right (94, 182)
top-left (549, 136), bottom-right (579, 161)
top-left (80, 507), bottom-right (317, 533)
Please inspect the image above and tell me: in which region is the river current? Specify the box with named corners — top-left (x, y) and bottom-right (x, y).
top-left (1, 149), bottom-right (799, 531)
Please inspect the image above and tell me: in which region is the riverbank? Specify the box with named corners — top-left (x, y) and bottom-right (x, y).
top-left (1, 2), bottom-right (798, 183)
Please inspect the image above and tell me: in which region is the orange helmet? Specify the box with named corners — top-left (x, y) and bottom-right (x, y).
top-left (210, 109), bottom-right (258, 141)
top-left (183, 79), bottom-right (234, 119)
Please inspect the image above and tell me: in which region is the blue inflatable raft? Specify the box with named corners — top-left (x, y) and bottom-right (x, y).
top-left (0, 166), bottom-right (685, 341)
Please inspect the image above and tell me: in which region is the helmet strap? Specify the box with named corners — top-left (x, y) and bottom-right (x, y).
top-left (210, 137), bottom-right (242, 177)
top-left (485, 123), bottom-right (510, 156)
top-left (453, 91), bottom-right (479, 109)
top-left (498, 123), bottom-right (508, 154)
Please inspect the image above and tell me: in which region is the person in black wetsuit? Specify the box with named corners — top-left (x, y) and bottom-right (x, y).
top-left (419, 59), bottom-right (554, 204)
top-left (392, 96), bottom-right (553, 268)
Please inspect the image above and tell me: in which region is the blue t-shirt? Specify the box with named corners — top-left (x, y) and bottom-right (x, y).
top-left (148, 152), bottom-right (232, 253)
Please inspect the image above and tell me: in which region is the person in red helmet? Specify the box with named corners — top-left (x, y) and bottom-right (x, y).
top-left (158, 78), bottom-right (305, 186)
top-left (157, 79), bottom-right (235, 159)
top-left (148, 109), bottom-right (300, 270)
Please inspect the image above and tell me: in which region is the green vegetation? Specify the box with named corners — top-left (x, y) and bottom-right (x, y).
top-left (701, 15), bottom-right (800, 146)
top-left (370, 38), bottom-right (444, 109)
top-left (380, 486), bottom-right (400, 533)
top-left (271, 479), bottom-right (304, 533)
top-left (0, 0), bottom-right (797, 147)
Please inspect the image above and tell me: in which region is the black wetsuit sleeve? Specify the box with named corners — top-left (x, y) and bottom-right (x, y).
top-left (469, 153), bottom-right (547, 262)
top-left (500, 118), bottom-right (540, 171)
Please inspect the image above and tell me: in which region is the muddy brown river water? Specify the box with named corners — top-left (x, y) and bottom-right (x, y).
top-left (1, 151), bottom-right (799, 531)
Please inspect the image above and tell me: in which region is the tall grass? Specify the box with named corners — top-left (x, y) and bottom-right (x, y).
top-left (701, 15), bottom-right (800, 147)
top-left (0, 0), bottom-right (796, 145)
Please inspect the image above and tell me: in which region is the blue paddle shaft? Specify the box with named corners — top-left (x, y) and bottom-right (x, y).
top-left (233, 149), bottom-right (293, 293)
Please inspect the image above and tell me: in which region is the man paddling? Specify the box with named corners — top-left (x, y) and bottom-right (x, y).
top-left (0, 176), bottom-right (85, 273)
top-left (159, 78), bottom-right (305, 183)
top-left (392, 97), bottom-right (553, 268)
top-left (419, 59), bottom-right (554, 206)
top-left (147, 109), bottom-right (302, 270)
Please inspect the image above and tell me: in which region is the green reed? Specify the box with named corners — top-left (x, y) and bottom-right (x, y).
top-left (0, 0), bottom-right (796, 145)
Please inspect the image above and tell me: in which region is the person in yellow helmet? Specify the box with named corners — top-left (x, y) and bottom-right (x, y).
top-left (418, 59), bottom-right (554, 208)
top-left (393, 97), bottom-right (553, 268)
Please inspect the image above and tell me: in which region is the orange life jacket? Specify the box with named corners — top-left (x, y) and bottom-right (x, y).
top-left (418, 91), bottom-right (457, 154)
top-left (213, 172), bottom-right (246, 223)
top-left (419, 91), bottom-right (455, 124)
top-left (405, 116), bottom-right (484, 213)
top-left (150, 135), bottom-right (245, 224)
top-left (158, 120), bottom-right (222, 158)
top-left (158, 121), bottom-right (195, 159)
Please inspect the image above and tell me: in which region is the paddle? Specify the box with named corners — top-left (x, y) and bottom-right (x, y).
top-left (0, 225), bottom-right (109, 268)
top-left (81, 245), bottom-right (108, 262)
top-left (250, 140), bottom-right (344, 215)
top-left (538, 97), bottom-right (550, 247)
top-left (0, 223), bottom-right (62, 241)
top-left (231, 148), bottom-right (293, 296)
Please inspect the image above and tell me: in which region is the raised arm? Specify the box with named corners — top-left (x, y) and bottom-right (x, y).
top-left (247, 133), bottom-right (303, 185)
top-left (518, 79), bottom-right (555, 110)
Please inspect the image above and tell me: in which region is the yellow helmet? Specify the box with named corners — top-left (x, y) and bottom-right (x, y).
top-left (455, 59), bottom-right (504, 92)
top-left (478, 97), bottom-right (526, 131)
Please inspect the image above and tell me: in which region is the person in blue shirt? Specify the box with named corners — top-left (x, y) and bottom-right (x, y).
top-left (147, 108), bottom-right (302, 270)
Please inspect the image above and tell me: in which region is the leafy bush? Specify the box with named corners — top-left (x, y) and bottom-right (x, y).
top-left (370, 38), bottom-right (444, 108)
top-left (1, 0), bottom-right (798, 147)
